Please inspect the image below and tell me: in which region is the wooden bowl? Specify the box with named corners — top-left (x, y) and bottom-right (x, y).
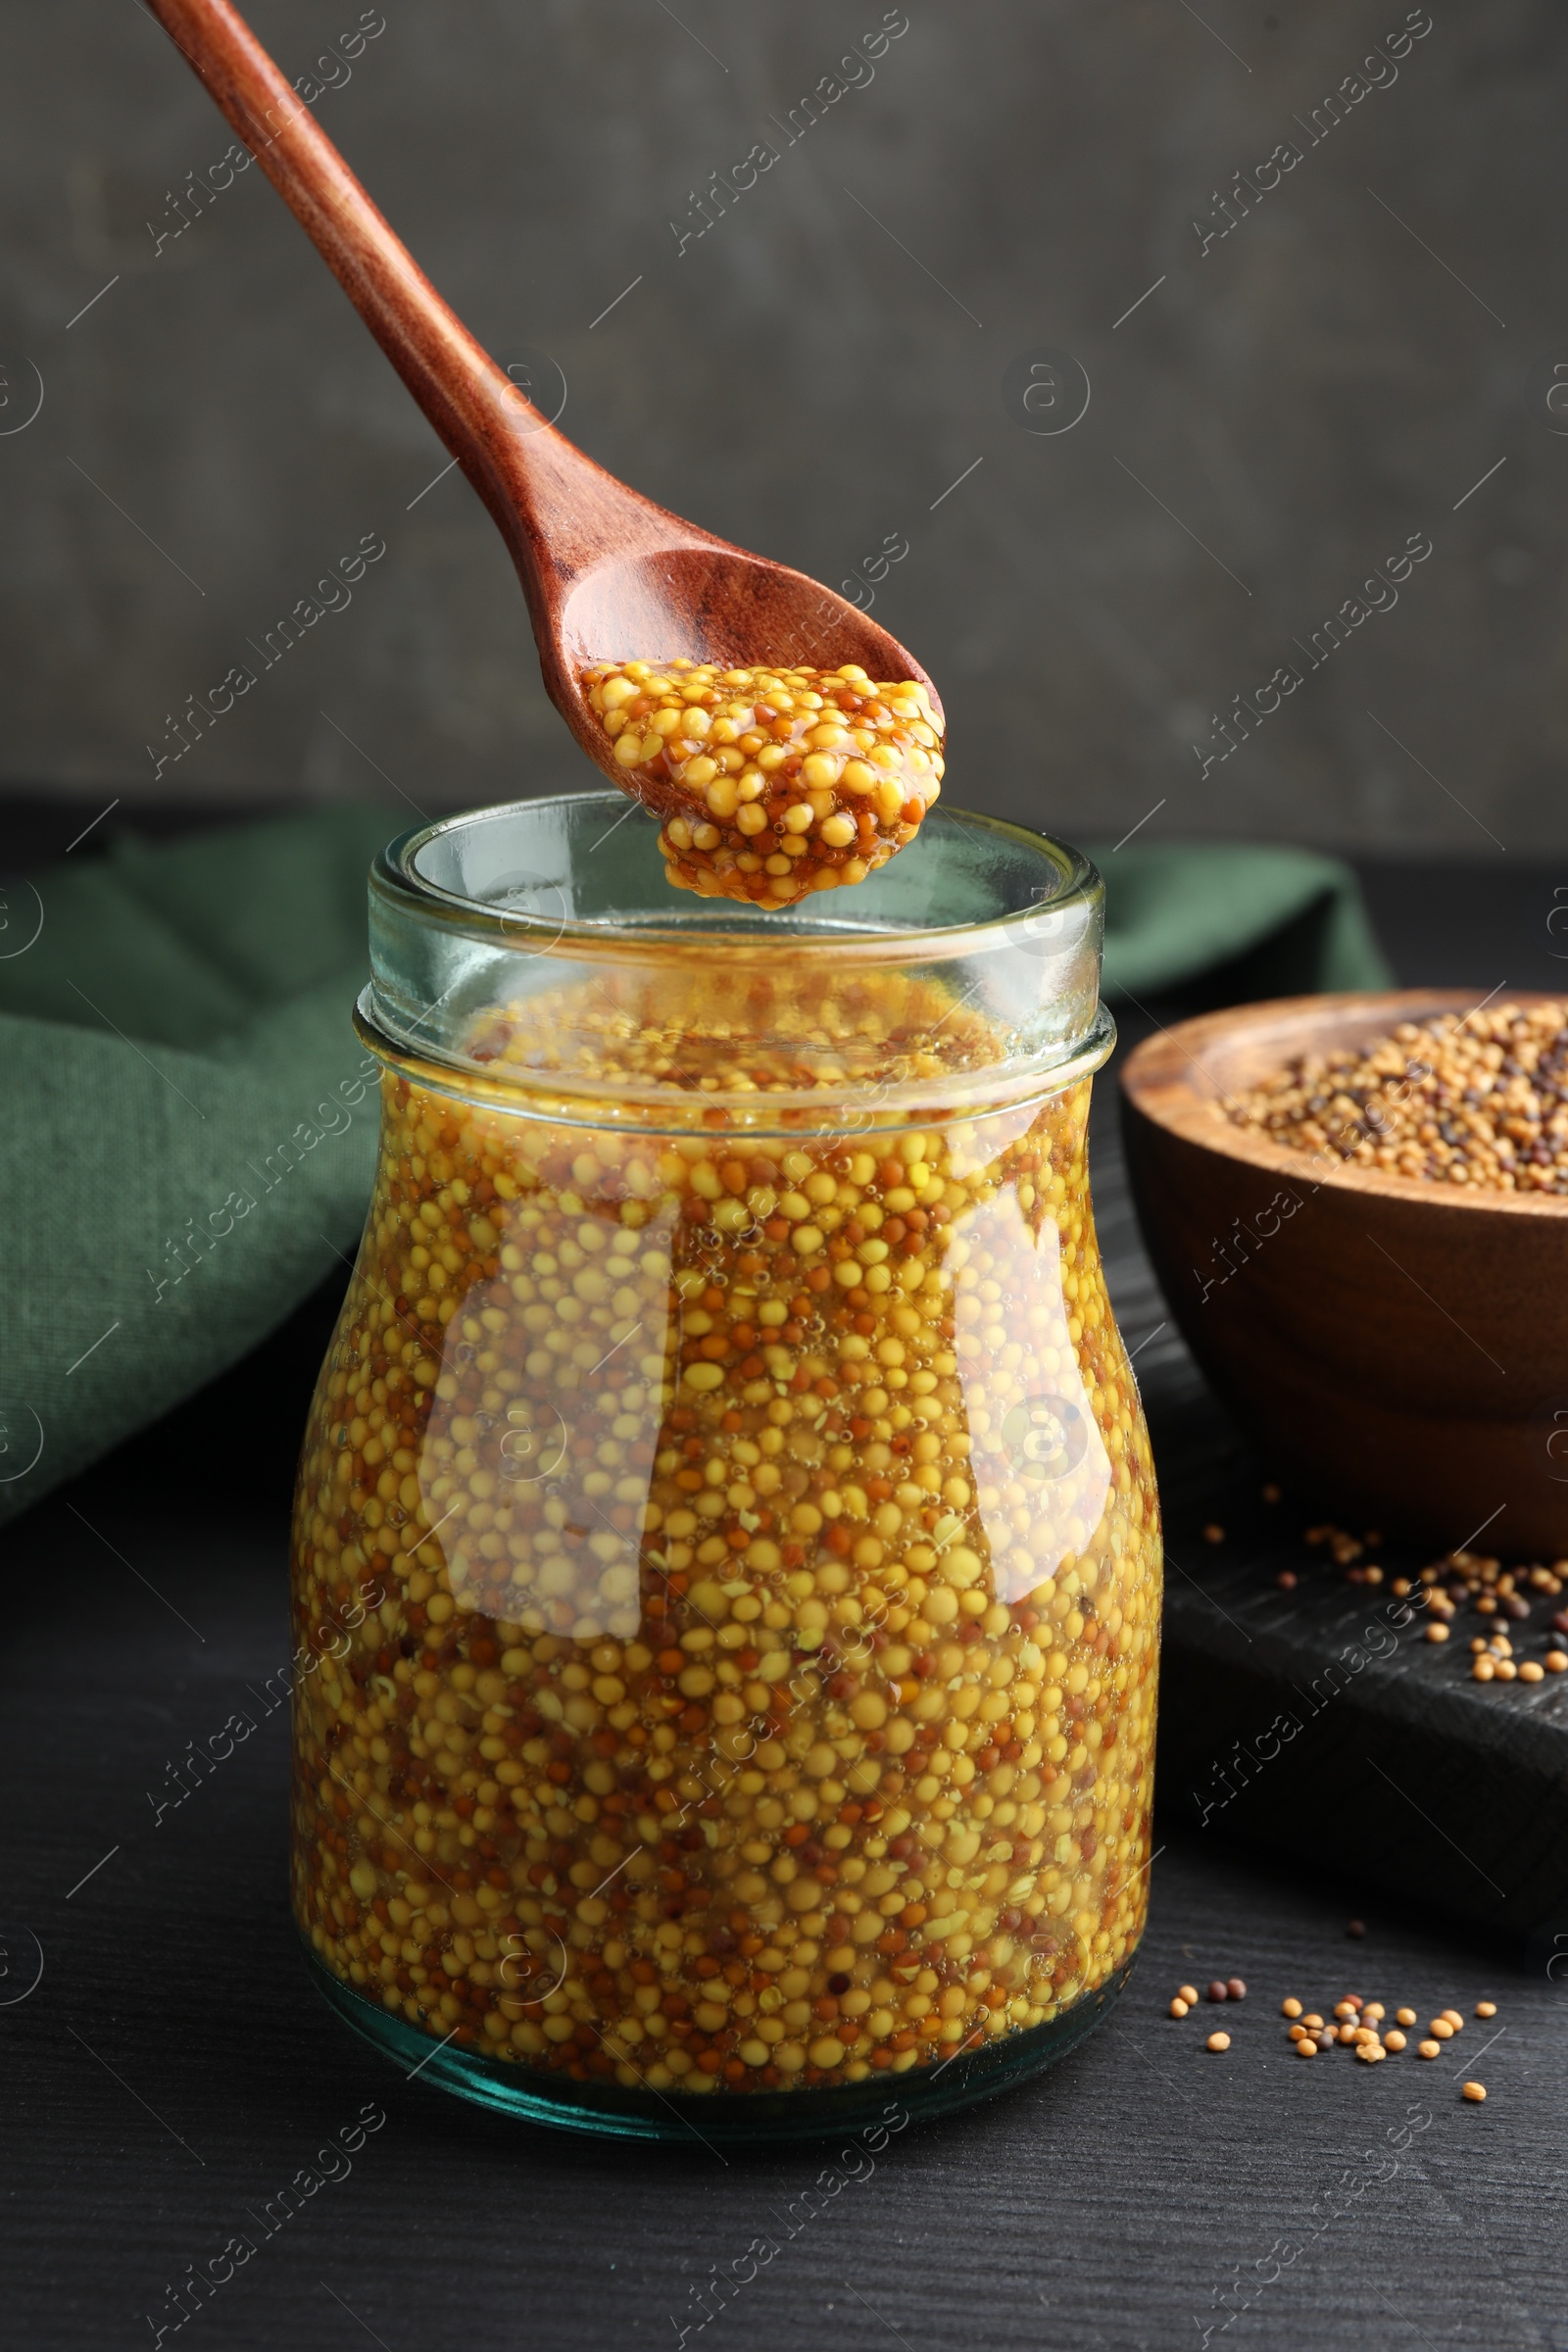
top-left (1120, 991), bottom-right (1568, 1557)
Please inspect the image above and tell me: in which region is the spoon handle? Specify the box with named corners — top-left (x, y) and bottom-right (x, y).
top-left (140, 0), bottom-right (684, 586)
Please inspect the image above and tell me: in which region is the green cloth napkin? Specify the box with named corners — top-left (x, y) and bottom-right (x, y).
top-left (1093, 840), bottom-right (1392, 1004)
top-left (0, 809), bottom-right (1390, 1524)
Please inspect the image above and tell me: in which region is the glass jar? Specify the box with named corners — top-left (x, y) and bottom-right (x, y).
top-left (291, 792), bottom-right (1161, 2140)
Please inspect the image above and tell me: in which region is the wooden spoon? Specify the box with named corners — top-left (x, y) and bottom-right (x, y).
top-left (140, 0), bottom-right (943, 798)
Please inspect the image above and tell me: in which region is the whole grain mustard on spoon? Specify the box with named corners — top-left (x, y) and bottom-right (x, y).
top-left (583, 660), bottom-right (944, 906)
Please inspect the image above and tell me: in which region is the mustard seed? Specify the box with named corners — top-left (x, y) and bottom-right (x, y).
top-left (1396, 2007), bottom-right (1417, 2027)
top-left (1170, 1997), bottom-right (1190, 2019)
top-left (1417, 2039), bottom-right (1441, 2059)
top-left (1177, 1984), bottom-right (1200, 2006)
top-left (1206, 1980), bottom-right (1229, 2002)
top-left (1281, 1997), bottom-right (1302, 2018)
top-left (1206, 2031), bottom-right (1230, 2052)
top-left (1384, 2030), bottom-right (1407, 2051)
top-left (1226, 1977), bottom-right (1247, 2000)
top-left (1462, 2081), bottom-right (1487, 2102)
top-left (1475, 2001), bottom-right (1497, 2018)
top-left (1220, 1001), bottom-right (1568, 1194)
top-left (1295, 2036), bottom-right (1317, 2057)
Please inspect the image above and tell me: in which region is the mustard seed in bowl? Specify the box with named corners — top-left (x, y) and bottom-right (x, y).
top-left (1220, 1002), bottom-right (1568, 1192)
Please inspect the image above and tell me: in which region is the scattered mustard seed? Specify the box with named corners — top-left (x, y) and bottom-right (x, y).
top-left (1462, 2081), bottom-right (1487, 2102)
top-left (1206, 2032), bottom-right (1230, 2052)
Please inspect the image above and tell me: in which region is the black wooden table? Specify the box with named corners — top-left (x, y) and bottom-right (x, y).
top-left (7, 840), bottom-right (1567, 2350)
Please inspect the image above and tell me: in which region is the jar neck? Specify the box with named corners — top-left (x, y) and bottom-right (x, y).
top-left (362, 795), bottom-right (1108, 1133)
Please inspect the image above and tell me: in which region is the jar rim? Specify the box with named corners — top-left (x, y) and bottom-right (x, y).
top-left (362, 793), bottom-right (1109, 1130)
top-left (375, 792), bottom-right (1101, 967)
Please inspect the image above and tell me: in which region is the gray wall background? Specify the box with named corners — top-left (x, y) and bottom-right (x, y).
top-left (1, 0), bottom-right (1562, 856)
